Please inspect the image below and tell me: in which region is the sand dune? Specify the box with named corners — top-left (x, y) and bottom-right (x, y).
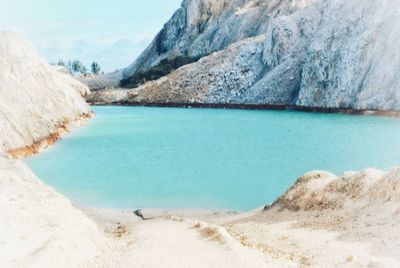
top-left (0, 32), bottom-right (106, 268)
top-left (83, 168), bottom-right (400, 267)
top-left (0, 154), bottom-right (108, 268)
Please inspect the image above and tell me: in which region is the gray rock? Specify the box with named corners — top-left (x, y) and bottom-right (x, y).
top-left (298, 0), bottom-right (400, 110)
top-left (87, 0), bottom-right (400, 111)
top-left (122, 0), bottom-right (307, 80)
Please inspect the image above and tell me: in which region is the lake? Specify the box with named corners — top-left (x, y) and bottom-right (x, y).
top-left (25, 106), bottom-right (400, 210)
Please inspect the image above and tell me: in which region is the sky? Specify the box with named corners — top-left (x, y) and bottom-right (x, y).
top-left (0, 0), bottom-right (182, 72)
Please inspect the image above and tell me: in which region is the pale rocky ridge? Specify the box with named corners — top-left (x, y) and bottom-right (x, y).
top-left (87, 36), bottom-right (267, 104)
top-left (84, 0), bottom-right (313, 90)
top-left (0, 32), bottom-right (92, 156)
top-left (87, 0), bottom-right (400, 111)
top-left (121, 0), bottom-right (300, 79)
top-left (0, 32), bottom-right (108, 267)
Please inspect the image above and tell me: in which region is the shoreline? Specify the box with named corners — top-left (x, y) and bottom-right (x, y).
top-left (79, 167), bottom-right (400, 267)
top-left (7, 112), bottom-right (95, 159)
top-left (81, 207), bottom-right (245, 224)
top-left (90, 101), bottom-right (400, 118)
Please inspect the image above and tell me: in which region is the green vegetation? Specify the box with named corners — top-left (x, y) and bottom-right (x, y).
top-left (70, 60), bottom-right (86, 75)
top-left (119, 56), bottom-right (201, 88)
top-left (57, 60), bottom-right (67, 67)
top-left (91, 62), bottom-right (101, 75)
top-left (55, 60), bottom-right (102, 76)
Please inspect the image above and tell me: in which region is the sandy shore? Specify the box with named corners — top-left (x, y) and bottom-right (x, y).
top-left (82, 207), bottom-right (287, 267)
top-left (81, 172), bottom-right (400, 268)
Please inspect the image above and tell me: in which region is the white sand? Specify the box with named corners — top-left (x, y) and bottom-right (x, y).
top-left (106, 218), bottom-right (284, 267)
top-left (221, 170), bottom-right (400, 267)
top-left (0, 32), bottom-right (107, 268)
top-left (82, 168), bottom-right (400, 267)
top-left (0, 154), bottom-right (108, 268)
top-left (0, 31), bottom-right (90, 152)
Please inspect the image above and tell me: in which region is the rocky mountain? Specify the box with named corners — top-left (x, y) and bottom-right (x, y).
top-left (86, 0), bottom-right (400, 111)
top-left (122, 0), bottom-right (309, 79)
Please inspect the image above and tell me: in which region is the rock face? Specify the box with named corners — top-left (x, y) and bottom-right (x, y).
top-left (87, 36), bottom-right (267, 104)
top-left (122, 0), bottom-right (307, 79)
top-left (0, 32), bottom-right (92, 154)
top-left (87, 0), bottom-right (400, 111)
top-left (297, 0), bottom-right (400, 110)
top-left (85, 0), bottom-right (302, 90)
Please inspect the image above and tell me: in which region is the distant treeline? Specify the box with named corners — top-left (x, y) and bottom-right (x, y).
top-left (55, 60), bottom-right (103, 76)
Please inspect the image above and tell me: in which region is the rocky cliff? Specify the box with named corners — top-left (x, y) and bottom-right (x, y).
top-left (122, 0), bottom-right (308, 79)
top-left (87, 0), bottom-right (400, 111)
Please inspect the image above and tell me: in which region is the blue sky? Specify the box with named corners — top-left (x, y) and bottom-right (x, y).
top-left (0, 0), bottom-right (182, 72)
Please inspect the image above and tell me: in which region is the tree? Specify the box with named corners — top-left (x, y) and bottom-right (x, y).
top-left (81, 65), bottom-right (88, 75)
top-left (71, 60), bottom-right (87, 75)
top-left (67, 60), bottom-right (74, 74)
top-left (91, 62), bottom-right (101, 75)
top-left (57, 60), bottom-right (66, 67)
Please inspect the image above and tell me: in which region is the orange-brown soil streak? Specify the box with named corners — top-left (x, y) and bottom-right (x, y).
top-left (7, 112), bottom-right (95, 159)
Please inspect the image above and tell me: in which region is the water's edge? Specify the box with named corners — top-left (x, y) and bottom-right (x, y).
top-left (91, 102), bottom-right (400, 118)
top-left (25, 106), bottom-right (398, 211)
top-left (8, 112), bottom-right (94, 159)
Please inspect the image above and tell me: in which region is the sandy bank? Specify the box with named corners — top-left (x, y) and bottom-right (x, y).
top-left (82, 168), bottom-right (400, 267)
top-left (0, 31), bottom-right (107, 268)
top-left (0, 32), bottom-right (91, 153)
top-left (0, 154), bottom-right (109, 268)
top-left (7, 112), bottom-right (94, 159)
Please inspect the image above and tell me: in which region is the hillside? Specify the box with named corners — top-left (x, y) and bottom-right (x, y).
top-left (223, 168), bottom-right (400, 267)
top-left (86, 0), bottom-right (400, 110)
top-left (0, 32), bottom-right (92, 157)
top-left (0, 32), bottom-right (108, 267)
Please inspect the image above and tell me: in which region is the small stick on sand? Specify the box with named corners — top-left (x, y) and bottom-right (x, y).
top-left (134, 209), bottom-right (152, 220)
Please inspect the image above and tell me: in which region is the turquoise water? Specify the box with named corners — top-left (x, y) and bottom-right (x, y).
top-left (25, 106), bottom-right (400, 210)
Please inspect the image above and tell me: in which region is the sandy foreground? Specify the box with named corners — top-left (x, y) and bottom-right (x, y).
top-left (2, 148), bottom-right (398, 268)
top-left (83, 191), bottom-right (400, 268)
top-left (84, 169), bottom-right (400, 267)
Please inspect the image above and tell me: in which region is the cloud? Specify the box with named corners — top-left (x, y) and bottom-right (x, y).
top-left (0, 0), bottom-right (183, 72)
top-left (39, 34), bottom-right (155, 72)
top-left (0, 19), bottom-right (160, 72)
